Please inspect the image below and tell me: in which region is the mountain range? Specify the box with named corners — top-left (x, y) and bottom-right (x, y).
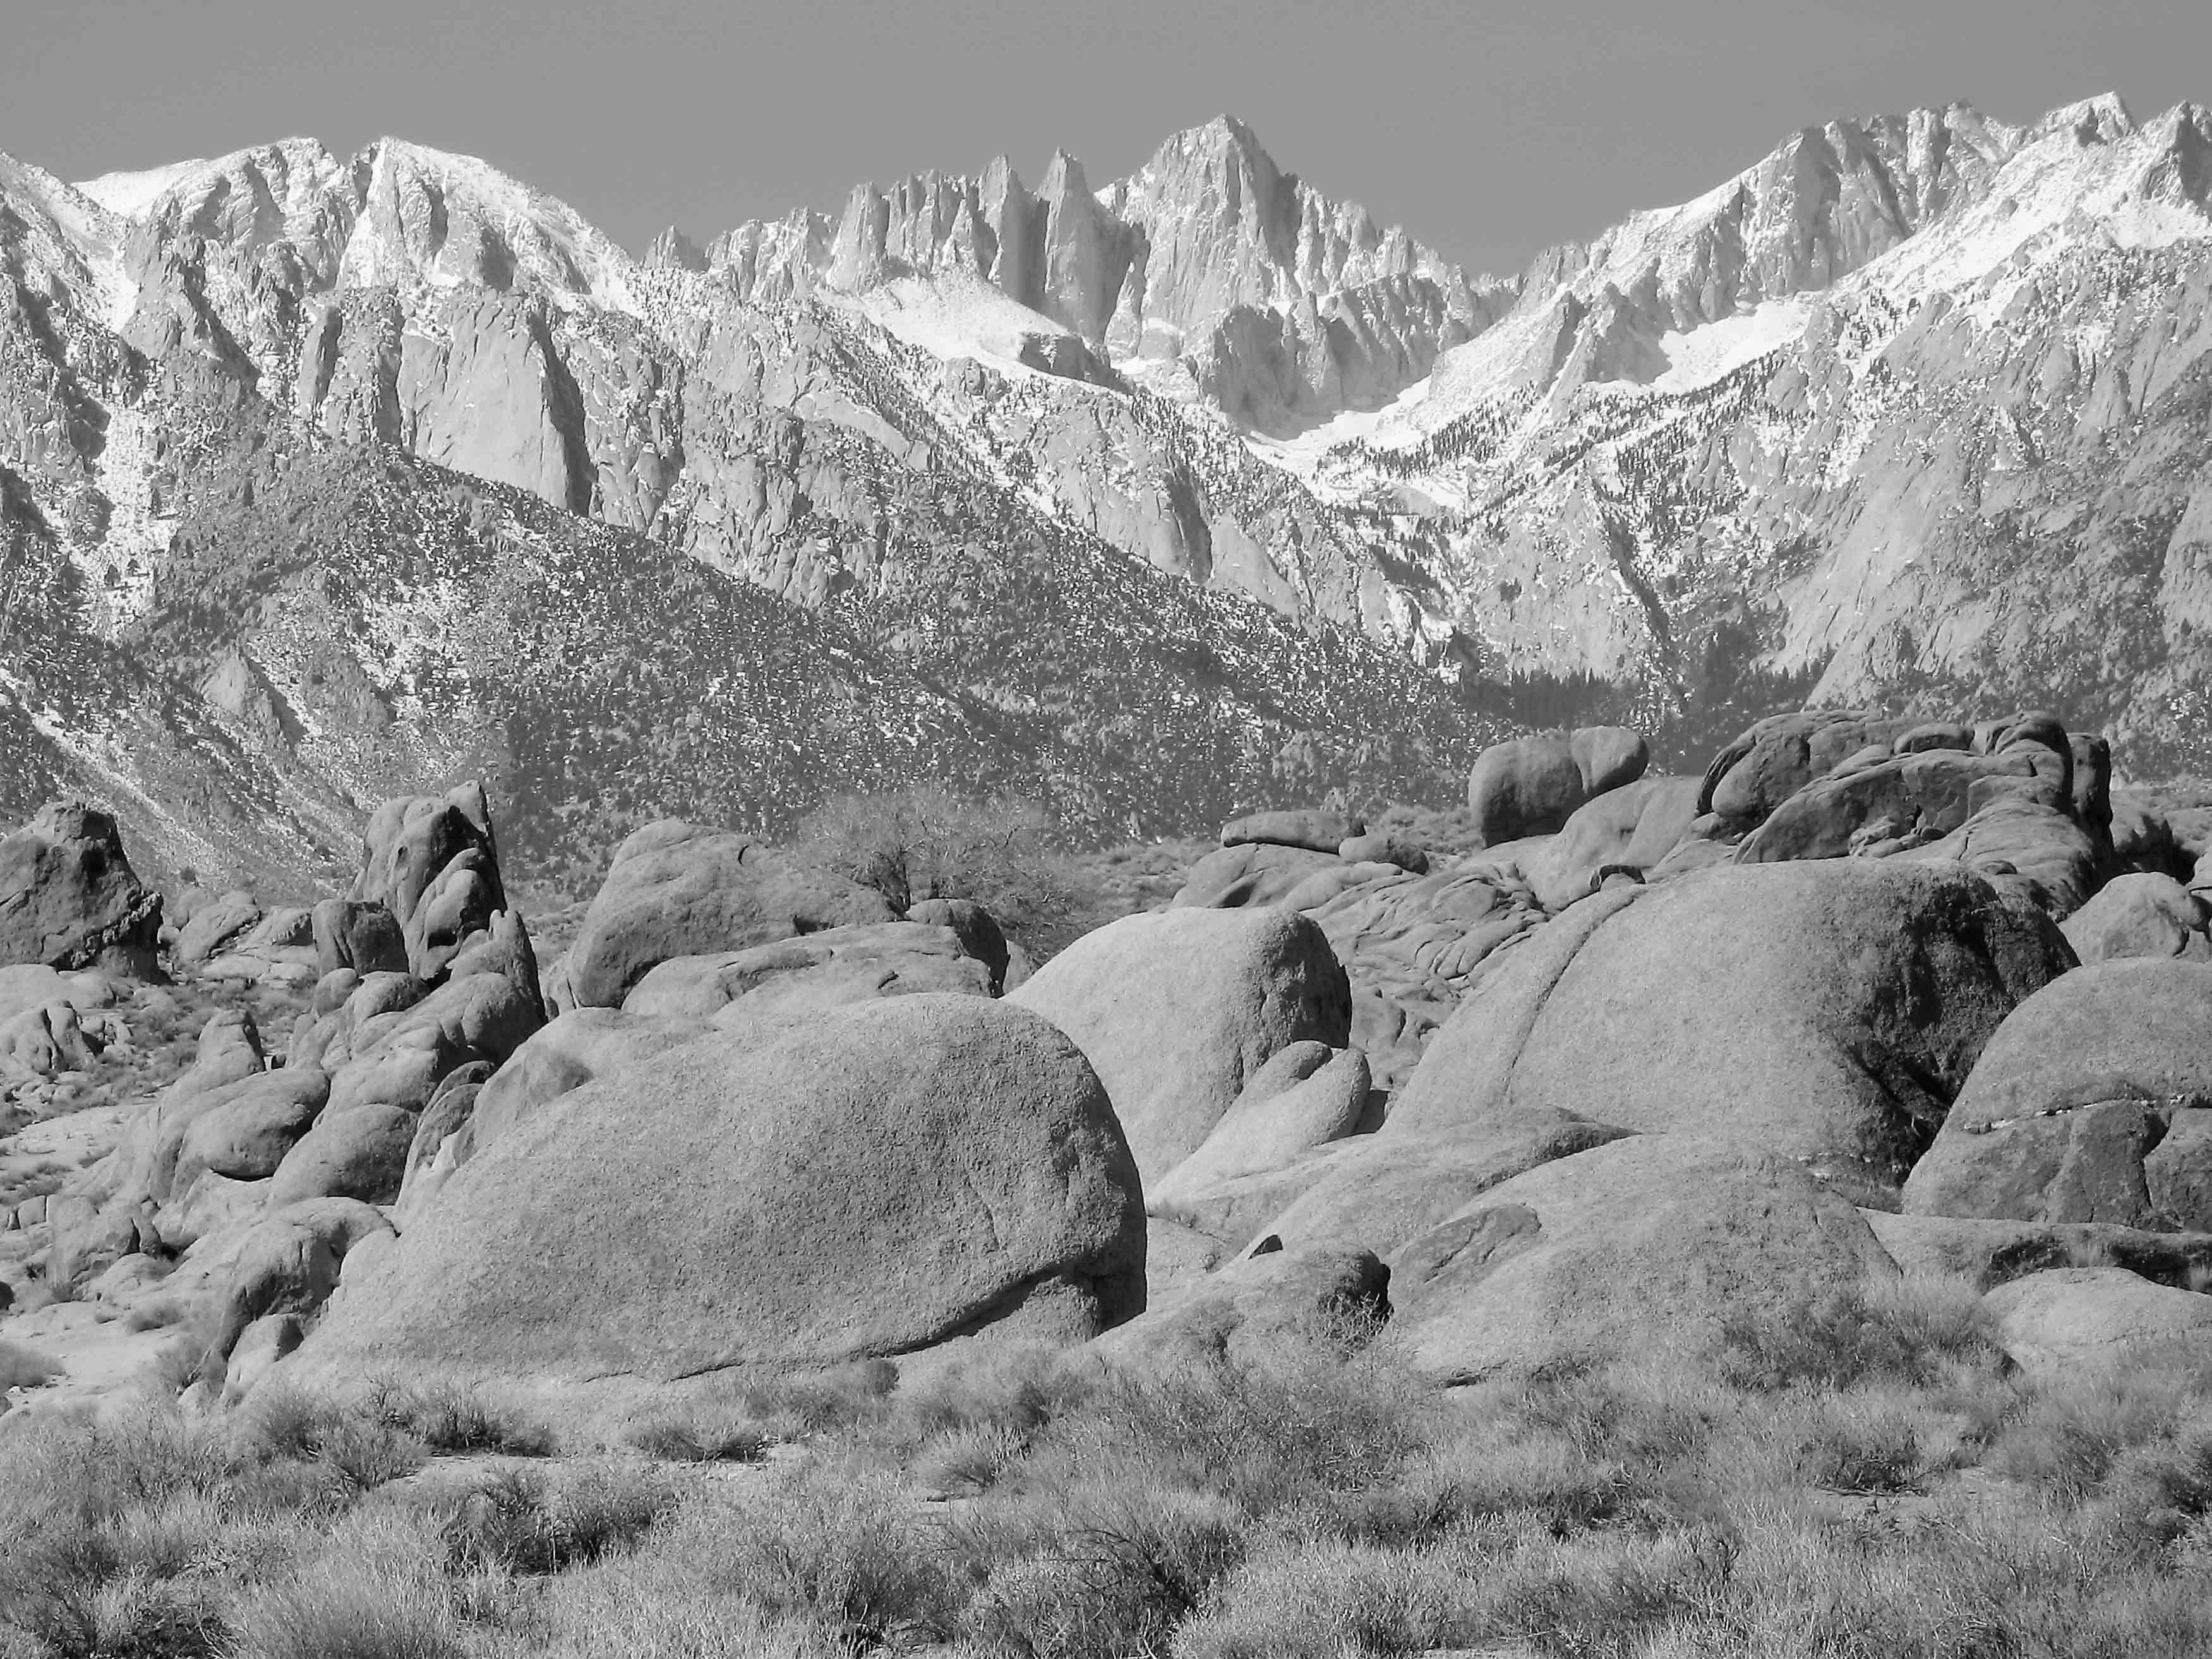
top-left (3, 91), bottom-right (2209, 883)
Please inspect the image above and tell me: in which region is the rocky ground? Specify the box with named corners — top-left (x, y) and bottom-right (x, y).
top-left (6, 708), bottom-right (2212, 1654)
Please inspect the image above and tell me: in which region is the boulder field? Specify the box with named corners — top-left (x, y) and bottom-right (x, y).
top-left (7, 700), bottom-right (2212, 1419)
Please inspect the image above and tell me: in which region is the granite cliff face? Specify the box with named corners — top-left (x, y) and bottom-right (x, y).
top-left (1292, 95), bottom-right (2212, 767)
top-left (3, 95), bottom-right (2211, 880)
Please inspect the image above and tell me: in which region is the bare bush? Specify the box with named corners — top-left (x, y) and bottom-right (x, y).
top-left (788, 784), bottom-right (1104, 957)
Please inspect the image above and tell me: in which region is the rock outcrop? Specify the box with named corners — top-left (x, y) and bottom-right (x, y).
top-left (1008, 907), bottom-right (1351, 1187)
top-left (1902, 958), bottom-right (2212, 1231)
top-left (1390, 1137), bottom-right (1899, 1381)
top-left (280, 995), bottom-right (1145, 1406)
top-left (0, 803), bottom-right (162, 977)
top-left (563, 820), bottom-right (899, 1010)
top-left (620, 921), bottom-right (992, 1019)
top-left (1981, 1267), bottom-right (2212, 1376)
top-left (1466, 727), bottom-right (1649, 846)
top-left (42, 786), bottom-right (543, 1335)
top-left (1389, 861), bottom-right (2073, 1194)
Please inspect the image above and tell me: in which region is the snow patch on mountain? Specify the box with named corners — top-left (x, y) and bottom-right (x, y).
top-left (1645, 300), bottom-right (1812, 393)
top-left (848, 274), bottom-right (1084, 381)
top-left (73, 159), bottom-right (208, 218)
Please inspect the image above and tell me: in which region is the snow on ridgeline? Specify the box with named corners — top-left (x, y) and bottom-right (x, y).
top-left (72, 159), bottom-right (209, 218)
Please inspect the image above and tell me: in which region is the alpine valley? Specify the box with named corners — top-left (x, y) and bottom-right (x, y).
top-left (4, 92), bottom-right (2211, 883)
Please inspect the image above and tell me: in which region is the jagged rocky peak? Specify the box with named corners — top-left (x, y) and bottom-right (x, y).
top-left (1537, 101), bottom-right (2031, 342)
top-left (643, 225), bottom-right (708, 273)
top-left (1104, 114), bottom-right (1458, 352)
top-left (0, 152), bottom-right (123, 307)
top-left (339, 137), bottom-right (639, 308)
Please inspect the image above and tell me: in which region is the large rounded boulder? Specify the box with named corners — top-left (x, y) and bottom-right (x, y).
top-left (1391, 1136), bottom-right (1899, 1381)
top-left (2060, 873), bottom-right (2212, 964)
top-left (1008, 907), bottom-right (1351, 1187)
top-left (1902, 959), bottom-right (2212, 1230)
top-left (1467, 728), bottom-right (1649, 847)
top-left (1389, 861), bottom-right (2074, 1194)
top-left (622, 921), bottom-right (991, 1018)
top-left (564, 820), bottom-right (898, 1009)
top-left (280, 995), bottom-right (1145, 1406)
top-left (0, 801), bottom-right (162, 976)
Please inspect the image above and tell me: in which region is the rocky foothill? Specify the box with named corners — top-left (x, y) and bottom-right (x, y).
top-left (6, 700), bottom-right (2212, 1429)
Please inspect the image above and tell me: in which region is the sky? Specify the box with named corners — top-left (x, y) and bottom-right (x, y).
top-left (7, 0), bottom-right (2211, 279)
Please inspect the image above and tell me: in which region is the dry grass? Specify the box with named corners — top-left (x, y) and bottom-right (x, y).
top-left (0, 1336), bottom-right (65, 1390)
top-left (5, 1271), bottom-right (2212, 1658)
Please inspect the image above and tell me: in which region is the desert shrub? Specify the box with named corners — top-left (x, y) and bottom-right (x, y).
top-left (1175, 1537), bottom-right (1470, 1659)
top-left (956, 1480), bottom-right (1246, 1659)
top-left (229, 1507), bottom-right (464, 1659)
top-left (625, 1413), bottom-right (769, 1464)
top-left (736, 1358), bottom-right (901, 1438)
top-left (855, 1345), bottom-right (1099, 1488)
top-left (441, 1463), bottom-right (676, 1576)
top-left (367, 1378), bottom-right (559, 1456)
top-left (666, 1460), bottom-right (958, 1646)
top-left (238, 1384), bottom-right (428, 1488)
top-left (1716, 1273), bottom-right (2003, 1392)
top-left (911, 1422), bottom-right (1028, 1496)
top-left (0, 1405), bottom-right (298, 1659)
top-left (2097, 1422), bottom-right (2212, 1550)
top-left (1799, 1410), bottom-right (1922, 1495)
top-left (1987, 1352), bottom-right (2212, 1506)
top-left (0, 1337), bottom-right (64, 1389)
top-left (1038, 1336), bottom-right (1434, 1518)
top-left (788, 785), bottom-right (1102, 956)
top-left (525, 1561), bottom-right (848, 1659)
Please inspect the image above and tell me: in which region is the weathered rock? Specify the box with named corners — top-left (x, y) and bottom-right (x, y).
top-left (280, 996), bottom-right (1145, 1404)
top-left (310, 899), bottom-right (410, 978)
top-left (211, 1198), bottom-right (395, 1365)
top-left (1981, 1267), bottom-right (2212, 1377)
top-left (1863, 1211), bottom-right (2212, 1291)
top-left (466, 1007), bottom-right (718, 1158)
top-left (1335, 832), bottom-right (1429, 873)
top-left (1700, 710), bottom-right (1907, 827)
top-left (0, 998), bottom-right (104, 1082)
top-left (1902, 959), bottom-right (2212, 1230)
top-left (0, 801), bottom-right (162, 976)
top-left (2059, 872), bottom-right (2212, 964)
top-left (267, 1103), bottom-right (417, 1207)
top-left (1009, 907), bottom-right (1351, 1186)
top-left (622, 922), bottom-right (991, 1019)
top-left (45, 1009), bottom-right (269, 1287)
top-left (1220, 808), bottom-right (1365, 853)
top-left (1525, 776), bottom-right (1702, 909)
top-left (1150, 1043), bottom-right (1373, 1209)
top-left (1734, 743), bottom-right (2064, 865)
top-left (564, 820), bottom-right (898, 1009)
top-left (168, 1069), bottom-right (331, 1198)
top-left (1172, 842), bottom-right (1339, 909)
top-left (905, 899), bottom-right (1010, 993)
top-left (174, 890), bottom-right (262, 967)
top-left (394, 1065), bottom-right (496, 1220)
top-left (1244, 1108), bottom-right (1635, 1260)
top-left (1390, 861), bottom-right (2073, 1193)
top-left (1090, 1245), bottom-right (1388, 1367)
top-left (1467, 734), bottom-right (1586, 844)
top-left (352, 784), bottom-right (507, 981)
top-left (1895, 796), bottom-right (2105, 918)
top-left (222, 1314), bottom-right (306, 1405)
top-left (1391, 1137), bottom-right (1898, 1380)
top-left (1158, 1105), bottom-right (1630, 1258)
top-left (1570, 726), bottom-right (1650, 796)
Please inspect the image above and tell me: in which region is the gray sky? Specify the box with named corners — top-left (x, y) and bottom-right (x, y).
top-left (8, 0), bottom-right (2210, 278)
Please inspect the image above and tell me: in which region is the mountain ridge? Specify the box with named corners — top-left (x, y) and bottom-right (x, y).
top-left (5, 90), bottom-right (2212, 887)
